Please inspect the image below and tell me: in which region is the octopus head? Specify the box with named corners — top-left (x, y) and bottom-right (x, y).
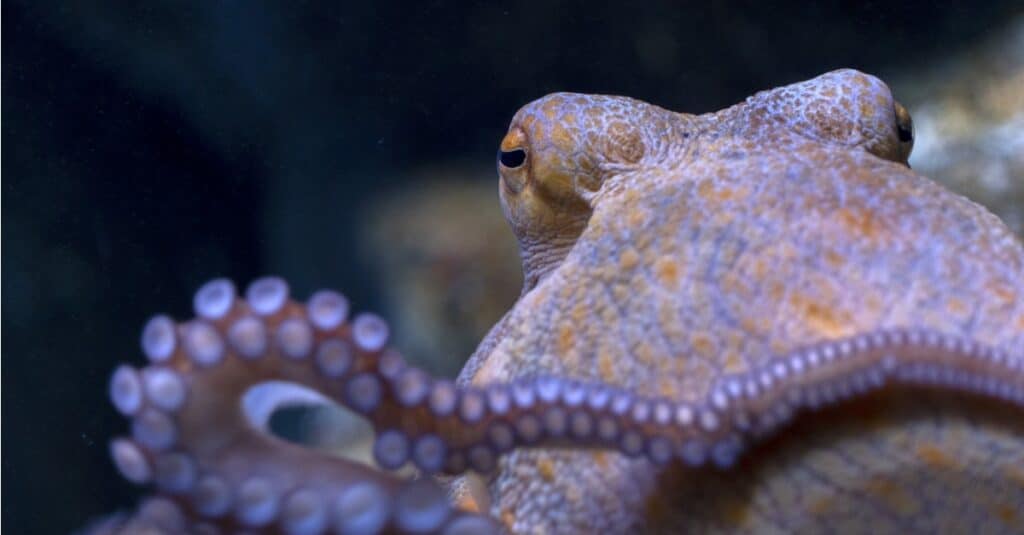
top-left (497, 93), bottom-right (677, 289)
top-left (741, 68), bottom-right (915, 164)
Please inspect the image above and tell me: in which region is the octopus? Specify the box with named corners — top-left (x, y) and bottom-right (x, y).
top-left (90, 69), bottom-right (1024, 534)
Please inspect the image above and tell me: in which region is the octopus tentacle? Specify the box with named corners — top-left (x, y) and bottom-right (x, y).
top-left (106, 276), bottom-right (501, 534)
top-left (105, 277), bottom-right (1024, 532)
top-left (386, 331), bottom-right (1024, 474)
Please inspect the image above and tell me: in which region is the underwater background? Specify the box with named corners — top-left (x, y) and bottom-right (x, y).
top-left (3, 2), bottom-right (1023, 532)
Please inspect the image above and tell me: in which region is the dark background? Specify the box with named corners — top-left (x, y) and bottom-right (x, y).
top-left (3, 2), bottom-right (1020, 532)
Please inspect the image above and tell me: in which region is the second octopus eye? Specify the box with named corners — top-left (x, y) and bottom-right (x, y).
top-left (499, 149), bottom-right (526, 168)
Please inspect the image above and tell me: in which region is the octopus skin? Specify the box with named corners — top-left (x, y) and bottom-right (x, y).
top-left (92, 69), bottom-right (1024, 534)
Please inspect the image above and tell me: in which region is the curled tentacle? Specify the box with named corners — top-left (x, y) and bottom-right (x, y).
top-left (105, 277), bottom-right (1024, 532)
top-left (106, 277), bottom-right (502, 534)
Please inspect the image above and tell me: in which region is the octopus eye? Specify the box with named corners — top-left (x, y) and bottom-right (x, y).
top-left (499, 148), bottom-right (526, 168)
top-left (894, 102), bottom-right (914, 144)
top-left (897, 121), bottom-right (913, 143)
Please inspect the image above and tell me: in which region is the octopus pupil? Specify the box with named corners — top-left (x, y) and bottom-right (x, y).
top-left (897, 123), bottom-right (913, 143)
top-left (499, 148), bottom-right (526, 168)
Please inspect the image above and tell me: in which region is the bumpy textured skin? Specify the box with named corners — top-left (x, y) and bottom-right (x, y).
top-left (461, 69), bottom-right (1024, 533)
top-left (92, 70), bottom-right (1024, 535)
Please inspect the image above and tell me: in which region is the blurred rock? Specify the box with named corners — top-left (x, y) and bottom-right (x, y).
top-left (893, 17), bottom-right (1024, 236)
top-left (300, 165), bottom-right (521, 464)
top-left (359, 164), bottom-right (522, 376)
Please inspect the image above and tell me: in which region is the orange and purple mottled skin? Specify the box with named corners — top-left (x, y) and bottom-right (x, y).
top-left (457, 69), bottom-right (1024, 532)
top-left (94, 69), bottom-right (1023, 534)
